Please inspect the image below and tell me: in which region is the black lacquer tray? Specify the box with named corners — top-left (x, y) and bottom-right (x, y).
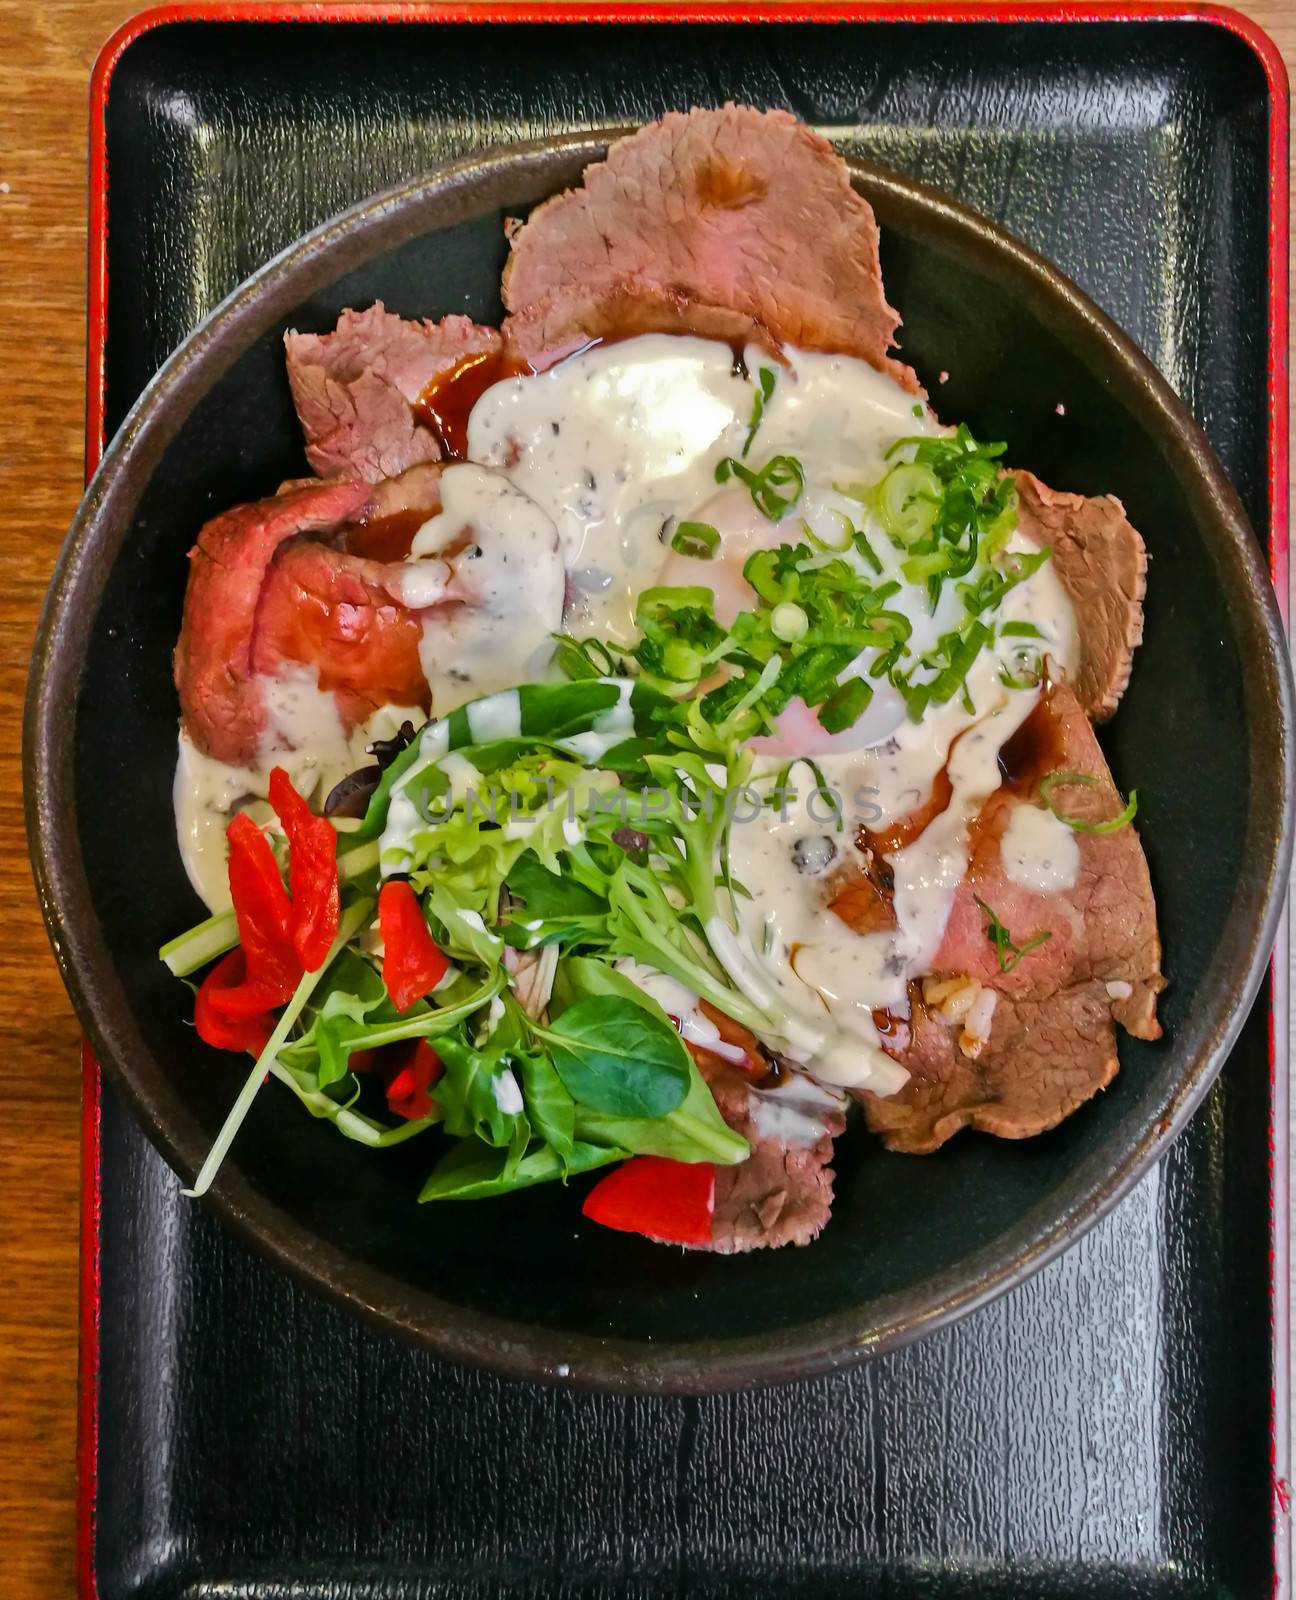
top-left (79, 7), bottom-right (1290, 1596)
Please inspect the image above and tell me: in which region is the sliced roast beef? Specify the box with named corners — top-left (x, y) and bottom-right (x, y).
top-left (284, 305), bottom-right (501, 482)
top-left (501, 105), bottom-right (918, 389)
top-left (342, 460), bottom-right (444, 562)
top-left (863, 677), bottom-right (1163, 1154)
top-left (1015, 470), bottom-right (1147, 722)
top-left (867, 982), bottom-right (1126, 1155)
top-left (252, 541), bottom-right (430, 719)
top-left (687, 1029), bottom-right (847, 1251)
top-left (504, 281), bottom-right (771, 373)
top-left (174, 478), bottom-right (373, 764)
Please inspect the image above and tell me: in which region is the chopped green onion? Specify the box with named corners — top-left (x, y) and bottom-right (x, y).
top-left (833, 479), bottom-right (873, 503)
top-left (742, 367), bottom-right (777, 457)
top-left (1039, 771), bottom-right (1139, 834)
top-left (670, 520), bottom-right (720, 559)
top-left (1000, 620), bottom-right (1044, 638)
top-left (636, 585), bottom-right (715, 633)
top-left (729, 655), bottom-right (783, 722)
top-left (902, 535), bottom-right (977, 583)
top-left (974, 896), bottom-right (1052, 973)
top-left (853, 524), bottom-right (883, 575)
top-left (901, 679), bottom-right (932, 721)
top-left (716, 453), bottom-right (805, 521)
top-left (960, 547), bottom-right (1050, 614)
top-left (800, 514), bottom-right (854, 554)
top-left (771, 602), bottom-right (809, 642)
top-left (877, 463), bottom-right (941, 545)
top-left (552, 632), bottom-right (624, 681)
top-left (999, 659), bottom-right (1043, 690)
top-left (927, 620), bottom-right (991, 705)
top-left (817, 676), bottom-right (873, 734)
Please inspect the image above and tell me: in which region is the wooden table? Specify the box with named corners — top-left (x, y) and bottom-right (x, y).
top-left (0, 3), bottom-right (1289, 1593)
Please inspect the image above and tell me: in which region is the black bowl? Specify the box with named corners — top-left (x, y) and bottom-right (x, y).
top-left (25, 135), bottom-right (1294, 1393)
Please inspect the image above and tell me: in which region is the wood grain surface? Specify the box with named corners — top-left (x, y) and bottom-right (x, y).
top-left (0, 3), bottom-right (1290, 1595)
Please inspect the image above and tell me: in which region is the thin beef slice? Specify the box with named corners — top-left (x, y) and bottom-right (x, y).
top-left (174, 478), bottom-right (373, 764)
top-left (688, 1019), bottom-right (847, 1252)
top-left (285, 305), bottom-right (500, 482)
top-left (501, 105), bottom-right (918, 389)
top-left (864, 677), bottom-right (1163, 1154)
top-left (1015, 470), bottom-right (1148, 723)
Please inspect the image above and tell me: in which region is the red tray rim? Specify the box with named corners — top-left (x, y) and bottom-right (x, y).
top-left (76, 7), bottom-right (1292, 1597)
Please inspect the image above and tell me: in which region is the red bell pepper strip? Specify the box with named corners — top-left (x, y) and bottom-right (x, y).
top-left (385, 1040), bottom-right (444, 1121)
top-left (194, 950), bottom-right (278, 1055)
top-left (378, 879), bottom-right (449, 1013)
top-left (581, 1156), bottom-right (716, 1246)
top-left (225, 810), bottom-right (300, 1004)
top-left (268, 766), bottom-right (339, 971)
top-left (350, 1038), bottom-right (443, 1120)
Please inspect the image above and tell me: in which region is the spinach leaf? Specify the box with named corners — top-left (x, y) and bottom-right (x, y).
top-left (419, 1138), bottom-right (624, 1202)
top-left (540, 994), bottom-right (689, 1118)
top-left (508, 854), bottom-right (608, 919)
top-left (517, 1050), bottom-right (575, 1163)
top-left (548, 958), bottom-right (747, 1162)
top-left (573, 1058), bottom-right (748, 1165)
top-left (271, 1061), bottom-right (441, 1148)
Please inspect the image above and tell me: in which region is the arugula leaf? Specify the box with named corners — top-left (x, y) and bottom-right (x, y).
top-left (537, 994), bottom-right (691, 1118)
top-left (270, 1061), bottom-right (441, 1147)
top-left (295, 950), bottom-right (391, 1087)
top-left (419, 1138), bottom-right (624, 1202)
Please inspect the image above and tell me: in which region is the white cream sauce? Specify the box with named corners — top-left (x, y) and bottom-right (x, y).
top-left (175, 674), bottom-right (422, 912)
top-left (405, 463), bottom-right (564, 709)
top-left (747, 1075), bottom-right (849, 1149)
top-left (726, 546), bottom-right (1076, 1088)
top-left (1000, 802), bottom-right (1081, 892)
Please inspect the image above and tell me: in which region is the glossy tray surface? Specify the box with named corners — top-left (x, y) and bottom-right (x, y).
top-left (88, 11), bottom-right (1283, 1597)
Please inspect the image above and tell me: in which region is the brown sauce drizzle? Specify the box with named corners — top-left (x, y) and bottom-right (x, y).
top-left (344, 508), bottom-right (430, 564)
top-left (753, 1056), bottom-right (787, 1090)
top-left (997, 683), bottom-right (1064, 796)
top-left (859, 764), bottom-right (954, 857)
top-left (413, 349), bottom-right (531, 460)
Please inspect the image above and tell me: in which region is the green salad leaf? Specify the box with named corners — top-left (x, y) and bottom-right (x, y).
top-left (419, 1138), bottom-right (623, 1202)
top-left (537, 994), bottom-right (691, 1119)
